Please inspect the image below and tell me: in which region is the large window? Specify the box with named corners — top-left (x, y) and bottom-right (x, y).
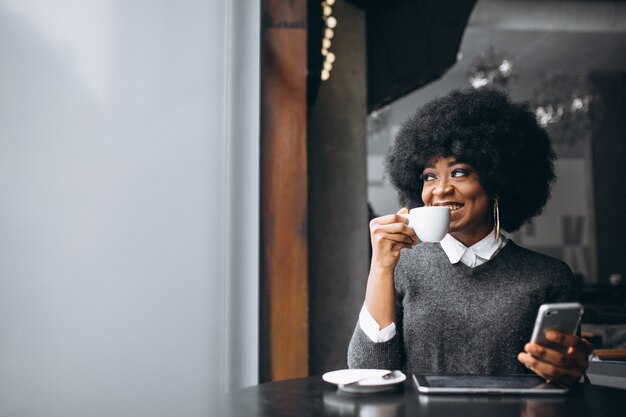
top-left (0, 1), bottom-right (259, 415)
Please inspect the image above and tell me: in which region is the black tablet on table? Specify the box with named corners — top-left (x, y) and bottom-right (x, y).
top-left (413, 374), bottom-right (569, 395)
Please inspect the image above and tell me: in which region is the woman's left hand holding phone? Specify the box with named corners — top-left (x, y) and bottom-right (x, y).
top-left (518, 331), bottom-right (593, 386)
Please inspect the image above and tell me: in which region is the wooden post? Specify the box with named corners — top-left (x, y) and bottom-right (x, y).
top-left (260, 0), bottom-right (309, 381)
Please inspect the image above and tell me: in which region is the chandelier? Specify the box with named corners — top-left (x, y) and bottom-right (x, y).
top-left (530, 73), bottom-right (603, 153)
top-left (467, 47), bottom-right (516, 90)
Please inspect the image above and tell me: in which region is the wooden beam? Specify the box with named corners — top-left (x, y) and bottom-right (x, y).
top-left (260, 0), bottom-right (309, 382)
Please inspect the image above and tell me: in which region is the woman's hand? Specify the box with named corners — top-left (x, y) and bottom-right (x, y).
top-left (364, 208), bottom-right (418, 328)
top-left (369, 207), bottom-right (419, 272)
top-left (517, 330), bottom-right (593, 386)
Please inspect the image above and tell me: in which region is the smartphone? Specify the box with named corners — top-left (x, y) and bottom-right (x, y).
top-left (530, 303), bottom-right (583, 347)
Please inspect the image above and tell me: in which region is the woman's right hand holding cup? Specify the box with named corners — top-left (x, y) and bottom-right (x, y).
top-left (369, 207), bottom-right (419, 272)
top-left (365, 207), bottom-right (418, 328)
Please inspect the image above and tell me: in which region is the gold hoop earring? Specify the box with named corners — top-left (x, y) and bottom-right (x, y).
top-left (493, 199), bottom-right (501, 241)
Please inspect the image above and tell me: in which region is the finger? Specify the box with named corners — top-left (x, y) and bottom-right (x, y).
top-left (395, 208), bottom-right (419, 243)
top-left (534, 361), bottom-right (580, 386)
top-left (518, 352), bottom-right (552, 381)
top-left (518, 352), bottom-right (581, 386)
top-left (545, 329), bottom-right (593, 360)
top-left (371, 221), bottom-right (417, 240)
top-left (543, 331), bottom-right (595, 359)
top-left (370, 213), bottom-right (406, 227)
top-left (370, 227), bottom-right (417, 248)
top-left (524, 343), bottom-right (587, 369)
top-left (371, 221), bottom-right (418, 245)
top-left (543, 330), bottom-right (584, 350)
top-left (370, 213), bottom-right (414, 230)
top-left (378, 232), bottom-right (417, 246)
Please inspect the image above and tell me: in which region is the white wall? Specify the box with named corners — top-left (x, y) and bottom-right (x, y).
top-left (0, 1), bottom-right (259, 416)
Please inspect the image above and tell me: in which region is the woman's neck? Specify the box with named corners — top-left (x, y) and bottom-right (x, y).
top-left (450, 226), bottom-right (494, 247)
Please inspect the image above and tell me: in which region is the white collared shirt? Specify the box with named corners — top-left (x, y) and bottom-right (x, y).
top-left (439, 232), bottom-right (506, 268)
top-left (359, 233), bottom-right (508, 342)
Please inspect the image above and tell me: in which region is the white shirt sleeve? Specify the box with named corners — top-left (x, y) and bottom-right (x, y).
top-left (359, 304), bottom-right (396, 343)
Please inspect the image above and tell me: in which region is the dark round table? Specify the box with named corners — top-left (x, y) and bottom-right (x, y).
top-left (219, 376), bottom-right (626, 417)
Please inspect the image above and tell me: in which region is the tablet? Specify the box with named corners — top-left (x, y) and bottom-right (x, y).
top-left (413, 374), bottom-right (569, 395)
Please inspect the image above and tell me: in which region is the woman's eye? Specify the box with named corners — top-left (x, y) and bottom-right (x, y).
top-left (451, 169), bottom-right (469, 178)
top-left (422, 173), bottom-right (437, 181)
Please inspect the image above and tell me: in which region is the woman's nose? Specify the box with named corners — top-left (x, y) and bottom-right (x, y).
top-left (432, 179), bottom-right (453, 196)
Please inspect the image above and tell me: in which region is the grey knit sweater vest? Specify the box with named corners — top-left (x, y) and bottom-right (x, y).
top-left (348, 241), bottom-right (575, 375)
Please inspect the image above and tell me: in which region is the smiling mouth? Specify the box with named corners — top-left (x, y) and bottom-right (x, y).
top-left (435, 203), bottom-right (464, 212)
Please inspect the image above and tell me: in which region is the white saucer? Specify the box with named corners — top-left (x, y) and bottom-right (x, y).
top-left (322, 369), bottom-right (406, 393)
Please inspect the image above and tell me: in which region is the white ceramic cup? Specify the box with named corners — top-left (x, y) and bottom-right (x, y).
top-left (401, 206), bottom-right (450, 243)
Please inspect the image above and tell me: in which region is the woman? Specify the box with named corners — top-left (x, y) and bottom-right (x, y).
top-left (348, 88), bottom-right (592, 386)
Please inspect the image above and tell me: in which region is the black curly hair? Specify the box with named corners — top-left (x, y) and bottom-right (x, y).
top-left (385, 88), bottom-right (556, 233)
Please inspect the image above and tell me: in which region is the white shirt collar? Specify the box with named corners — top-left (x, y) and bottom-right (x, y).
top-left (439, 232), bottom-right (507, 267)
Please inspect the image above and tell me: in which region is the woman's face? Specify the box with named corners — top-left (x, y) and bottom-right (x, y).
top-left (421, 156), bottom-right (493, 246)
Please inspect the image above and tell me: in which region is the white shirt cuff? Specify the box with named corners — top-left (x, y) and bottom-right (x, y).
top-left (359, 304), bottom-right (396, 343)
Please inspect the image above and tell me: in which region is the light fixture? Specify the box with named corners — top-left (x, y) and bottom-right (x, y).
top-left (467, 47), bottom-right (516, 90)
top-left (530, 73), bottom-right (603, 153)
top-left (320, 1), bottom-right (337, 81)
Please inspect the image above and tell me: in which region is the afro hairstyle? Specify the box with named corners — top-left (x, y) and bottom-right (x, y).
top-left (385, 87), bottom-right (556, 233)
